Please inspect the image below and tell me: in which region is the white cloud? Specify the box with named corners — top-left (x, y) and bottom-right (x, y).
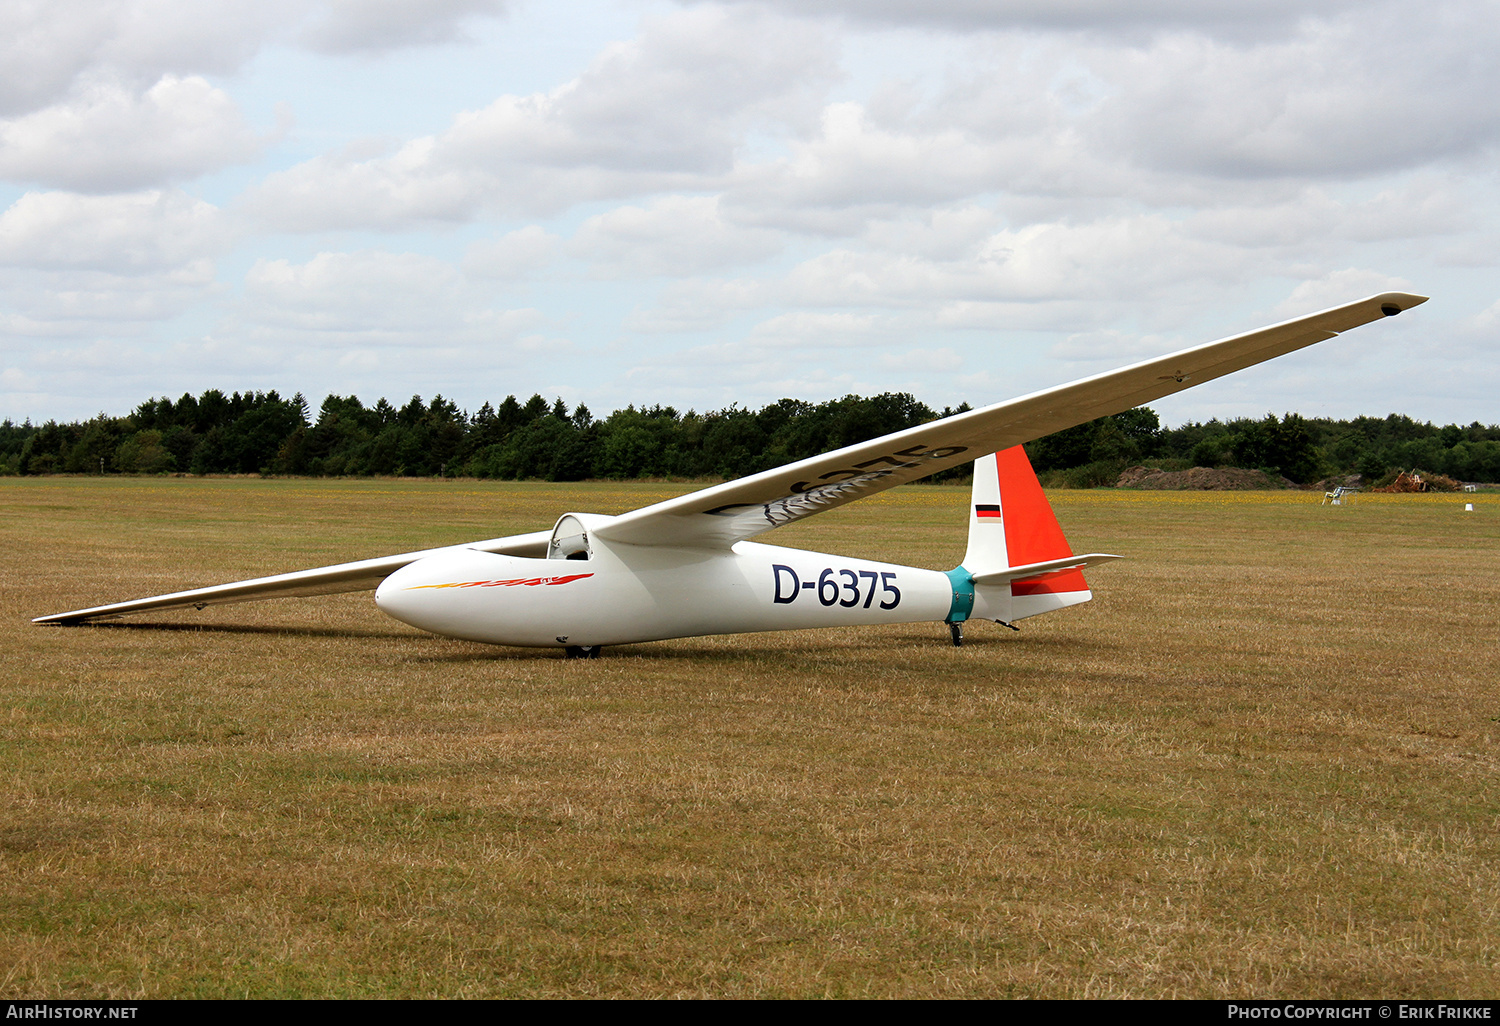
top-left (246, 250), bottom-right (461, 332)
top-left (1087, 7), bottom-right (1500, 179)
top-left (0, 1), bottom-right (301, 118)
top-left (0, 189), bottom-right (225, 332)
top-left (762, 214), bottom-right (1252, 311)
top-left (0, 75), bottom-right (262, 191)
top-left (625, 277), bottom-right (768, 333)
top-left (0, 262), bottom-right (218, 326)
top-left (690, 0), bottom-right (1364, 37)
top-left (242, 143), bottom-right (486, 230)
top-left (760, 102), bottom-right (990, 204)
top-left (1, 0), bottom-right (1494, 428)
top-left (234, 3), bottom-right (1500, 257)
top-left (618, 206), bottom-right (1277, 346)
top-left (1458, 298), bottom-right (1500, 338)
top-left (1273, 269), bottom-right (1414, 319)
top-left (244, 6), bottom-right (837, 229)
top-left (746, 310), bottom-right (890, 347)
top-left (932, 298), bottom-right (1097, 333)
top-left (241, 249), bottom-right (545, 344)
top-left (878, 345), bottom-right (961, 372)
top-left (0, 1), bottom-right (117, 119)
top-left (1050, 329), bottom-right (1176, 363)
top-left (624, 190), bottom-right (1443, 358)
top-left (616, 338), bottom-right (865, 407)
top-left (1183, 181), bottom-right (1470, 251)
top-left (0, 189), bottom-right (226, 272)
top-left (862, 206), bottom-right (1003, 260)
top-left (572, 195), bottom-right (785, 277)
top-left (462, 226), bottom-right (560, 280)
top-left (976, 216), bottom-right (1249, 300)
top-left (1, 365), bottom-right (40, 391)
top-left (0, 1), bottom-right (512, 120)
top-left (30, 337), bottom-right (151, 372)
top-left (708, 4), bottom-right (1500, 231)
top-left (300, 0), bottom-right (508, 54)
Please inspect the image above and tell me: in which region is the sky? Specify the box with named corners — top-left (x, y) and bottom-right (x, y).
top-left (1, 0), bottom-right (1495, 428)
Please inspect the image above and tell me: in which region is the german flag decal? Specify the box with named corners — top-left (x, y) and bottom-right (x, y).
top-left (974, 503), bottom-right (1003, 521)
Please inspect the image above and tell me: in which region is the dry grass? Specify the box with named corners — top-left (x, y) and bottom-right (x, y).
top-left (2, 477), bottom-right (1497, 998)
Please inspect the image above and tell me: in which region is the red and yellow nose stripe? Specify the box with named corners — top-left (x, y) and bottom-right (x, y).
top-left (407, 573), bottom-right (594, 590)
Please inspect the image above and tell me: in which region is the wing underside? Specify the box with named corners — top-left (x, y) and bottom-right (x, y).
top-left (33, 530), bottom-right (551, 625)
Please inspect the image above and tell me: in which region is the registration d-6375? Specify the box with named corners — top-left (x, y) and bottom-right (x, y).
top-left (771, 564), bottom-right (900, 609)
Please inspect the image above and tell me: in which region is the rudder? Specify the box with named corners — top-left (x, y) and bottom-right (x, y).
top-left (962, 446), bottom-right (1093, 622)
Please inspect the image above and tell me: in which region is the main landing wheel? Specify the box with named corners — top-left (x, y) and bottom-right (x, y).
top-left (948, 622), bottom-right (964, 647)
top-left (564, 645), bottom-right (602, 659)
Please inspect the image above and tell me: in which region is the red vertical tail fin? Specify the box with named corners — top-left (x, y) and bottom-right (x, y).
top-left (965, 446), bottom-right (1100, 622)
top-left (994, 446), bottom-right (1088, 597)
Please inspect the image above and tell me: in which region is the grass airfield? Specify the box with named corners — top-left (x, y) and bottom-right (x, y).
top-left (2, 476), bottom-right (1497, 998)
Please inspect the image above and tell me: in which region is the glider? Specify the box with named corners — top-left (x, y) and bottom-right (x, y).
top-left (35, 292), bottom-right (1426, 656)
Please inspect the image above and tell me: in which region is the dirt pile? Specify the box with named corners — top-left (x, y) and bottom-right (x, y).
top-left (1373, 469), bottom-right (1463, 493)
top-left (1116, 466), bottom-right (1293, 490)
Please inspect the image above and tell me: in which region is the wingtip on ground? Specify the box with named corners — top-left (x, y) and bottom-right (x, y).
top-left (33, 612), bottom-right (93, 626)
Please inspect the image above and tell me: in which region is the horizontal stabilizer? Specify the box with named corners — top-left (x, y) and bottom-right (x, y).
top-left (971, 553), bottom-right (1123, 586)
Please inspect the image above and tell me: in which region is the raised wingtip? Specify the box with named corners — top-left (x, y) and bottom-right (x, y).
top-left (1375, 292), bottom-right (1428, 315)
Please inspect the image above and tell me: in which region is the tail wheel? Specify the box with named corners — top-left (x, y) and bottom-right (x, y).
top-left (564, 645), bottom-right (602, 659)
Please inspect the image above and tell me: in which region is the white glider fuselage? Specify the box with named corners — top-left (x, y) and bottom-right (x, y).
top-left (376, 522), bottom-right (964, 648)
top-left (374, 483), bottom-right (1092, 648)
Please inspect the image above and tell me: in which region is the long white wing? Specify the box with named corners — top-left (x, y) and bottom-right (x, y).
top-left (594, 292), bottom-right (1425, 548)
top-left (34, 530), bottom-right (551, 624)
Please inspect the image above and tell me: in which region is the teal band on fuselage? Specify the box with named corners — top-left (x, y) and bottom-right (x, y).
top-left (944, 565), bottom-right (974, 624)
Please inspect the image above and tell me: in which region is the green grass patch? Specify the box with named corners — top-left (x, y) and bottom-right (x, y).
top-left (2, 478), bottom-right (1497, 997)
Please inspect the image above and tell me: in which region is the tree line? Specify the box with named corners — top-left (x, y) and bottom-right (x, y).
top-left (1026, 408), bottom-right (1500, 486)
top-left (3, 388), bottom-right (1498, 484)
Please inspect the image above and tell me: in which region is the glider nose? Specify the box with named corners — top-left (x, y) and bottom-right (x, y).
top-left (374, 563), bottom-right (424, 627)
top-left (375, 556), bottom-right (468, 634)
top-left (372, 549), bottom-right (561, 642)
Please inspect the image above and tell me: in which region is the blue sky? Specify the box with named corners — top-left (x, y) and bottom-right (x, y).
top-left (1, 0), bottom-right (1495, 427)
